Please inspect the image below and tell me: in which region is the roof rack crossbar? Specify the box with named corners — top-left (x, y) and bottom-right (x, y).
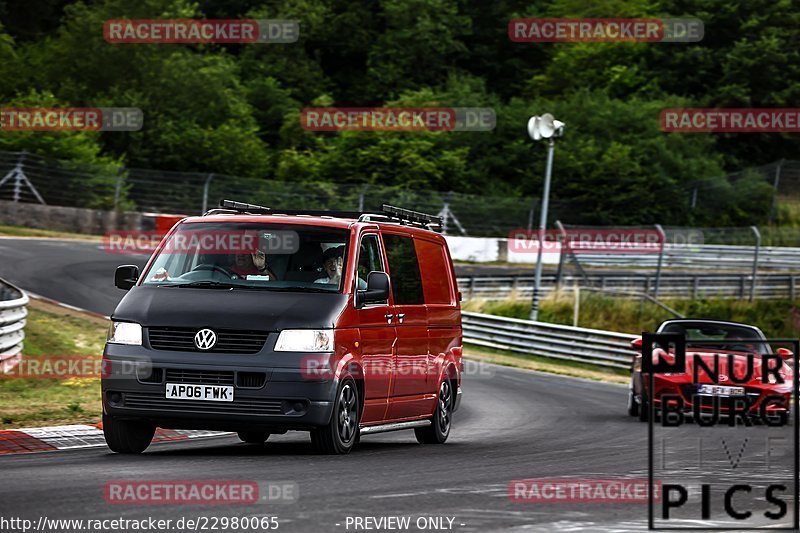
top-left (219, 199), bottom-right (271, 212)
top-left (381, 204), bottom-right (442, 229)
top-left (210, 199), bottom-right (442, 232)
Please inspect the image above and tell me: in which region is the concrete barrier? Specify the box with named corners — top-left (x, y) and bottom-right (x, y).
top-left (0, 200), bottom-right (142, 235)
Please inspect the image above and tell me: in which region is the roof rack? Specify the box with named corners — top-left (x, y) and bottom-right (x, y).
top-left (220, 199), bottom-right (272, 212)
top-left (374, 204), bottom-right (443, 231)
top-left (207, 199), bottom-right (442, 232)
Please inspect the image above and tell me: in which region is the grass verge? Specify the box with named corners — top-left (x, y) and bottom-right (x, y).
top-left (0, 224), bottom-right (101, 240)
top-left (0, 298), bottom-right (107, 429)
top-left (464, 345), bottom-right (628, 384)
top-left (462, 292), bottom-right (800, 338)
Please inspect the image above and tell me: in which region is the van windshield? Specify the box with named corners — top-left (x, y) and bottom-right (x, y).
top-left (141, 222), bottom-right (350, 293)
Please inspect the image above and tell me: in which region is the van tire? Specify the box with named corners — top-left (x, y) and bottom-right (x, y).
top-left (237, 431), bottom-right (270, 444)
top-left (103, 414), bottom-right (155, 454)
top-left (311, 377), bottom-right (359, 455)
top-left (415, 380), bottom-right (452, 444)
top-left (639, 394), bottom-right (650, 422)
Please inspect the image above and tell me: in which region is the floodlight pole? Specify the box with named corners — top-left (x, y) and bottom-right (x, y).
top-left (529, 138), bottom-right (555, 321)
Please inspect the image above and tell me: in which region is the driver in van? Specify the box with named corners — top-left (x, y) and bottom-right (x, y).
top-left (231, 250), bottom-right (276, 279)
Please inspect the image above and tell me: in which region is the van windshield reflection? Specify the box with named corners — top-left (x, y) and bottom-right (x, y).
top-left (141, 222), bottom-right (350, 293)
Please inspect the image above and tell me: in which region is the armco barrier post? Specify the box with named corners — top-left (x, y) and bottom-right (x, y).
top-left (653, 224), bottom-right (665, 298)
top-left (554, 220), bottom-right (568, 287)
top-left (113, 168), bottom-right (125, 211)
top-left (201, 173), bottom-right (214, 214)
top-left (750, 225), bottom-right (761, 302)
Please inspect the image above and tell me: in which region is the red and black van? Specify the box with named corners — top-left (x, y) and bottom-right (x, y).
top-left (102, 201), bottom-right (462, 454)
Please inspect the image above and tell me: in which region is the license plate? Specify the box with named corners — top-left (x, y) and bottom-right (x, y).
top-left (698, 384), bottom-right (745, 396)
top-left (165, 383), bottom-right (234, 402)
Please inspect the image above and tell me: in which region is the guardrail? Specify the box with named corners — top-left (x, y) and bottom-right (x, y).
top-left (457, 273), bottom-right (800, 301)
top-left (461, 311), bottom-right (636, 370)
top-left (573, 244), bottom-right (800, 270)
top-left (0, 278), bottom-right (27, 372)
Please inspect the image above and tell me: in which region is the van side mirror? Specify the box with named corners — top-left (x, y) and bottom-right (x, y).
top-left (357, 271), bottom-right (390, 307)
top-left (631, 338), bottom-right (643, 351)
top-left (115, 265), bottom-right (139, 290)
top-left (777, 347), bottom-right (794, 359)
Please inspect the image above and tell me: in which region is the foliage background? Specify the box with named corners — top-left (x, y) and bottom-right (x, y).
top-left (0, 0), bottom-right (796, 225)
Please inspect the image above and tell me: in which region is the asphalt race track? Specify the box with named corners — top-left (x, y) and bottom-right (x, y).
top-left (0, 237), bottom-right (795, 531)
top-left (2, 364), bottom-right (653, 532)
top-left (0, 238), bottom-right (150, 316)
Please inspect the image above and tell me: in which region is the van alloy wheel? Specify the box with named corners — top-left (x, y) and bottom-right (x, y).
top-left (415, 379), bottom-right (453, 444)
top-left (311, 377), bottom-right (359, 454)
top-left (338, 382), bottom-right (357, 442)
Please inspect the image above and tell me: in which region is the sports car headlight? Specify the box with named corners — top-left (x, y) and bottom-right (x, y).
top-left (107, 322), bottom-right (142, 345)
top-left (275, 329), bottom-right (334, 352)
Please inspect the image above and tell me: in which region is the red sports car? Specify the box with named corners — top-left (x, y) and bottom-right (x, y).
top-left (628, 319), bottom-right (794, 423)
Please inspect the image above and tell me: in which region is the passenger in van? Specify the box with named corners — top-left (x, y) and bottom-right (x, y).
top-left (314, 246), bottom-right (367, 289)
top-left (314, 246), bottom-right (344, 285)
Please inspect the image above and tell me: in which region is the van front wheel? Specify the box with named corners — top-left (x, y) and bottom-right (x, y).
top-left (415, 380), bottom-right (452, 444)
top-left (103, 414), bottom-right (155, 454)
top-left (311, 378), bottom-right (359, 454)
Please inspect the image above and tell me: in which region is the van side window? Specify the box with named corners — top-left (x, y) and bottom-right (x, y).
top-left (383, 234), bottom-right (424, 305)
top-left (357, 234), bottom-right (384, 295)
top-left (415, 239), bottom-right (453, 304)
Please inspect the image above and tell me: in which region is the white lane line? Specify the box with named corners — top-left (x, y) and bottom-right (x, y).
top-left (25, 292), bottom-right (110, 320)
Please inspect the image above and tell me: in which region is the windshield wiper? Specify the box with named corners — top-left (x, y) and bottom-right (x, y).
top-left (162, 281), bottom-right (240, 289)
top-left (240, 286), bottom-right (336, 293)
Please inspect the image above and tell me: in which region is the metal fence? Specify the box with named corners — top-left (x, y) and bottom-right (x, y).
top-left (572, 244), bottom-right (800, 270)
top-left (461, 311), bottom-right (636, 370)
top-left (545, 223), bottom-right (800, 301)
top-left (2, 149), bottom-right (800, 237)
top-left (0, 278), bottom-right (27, 372)
top-left (458, 272), bottom-right (800, 301)
top-left (0, 150), bottom-right (567, 237)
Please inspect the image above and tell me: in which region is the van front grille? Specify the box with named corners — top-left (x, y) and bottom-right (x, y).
top-left (123, 392), bottom-right (284, 415)
top-left (165, 368), bottom-right (235, 385)
top-left (237, 372), bottom-right (267, 388)
top-left (148, 327), bottom-right (268, 354)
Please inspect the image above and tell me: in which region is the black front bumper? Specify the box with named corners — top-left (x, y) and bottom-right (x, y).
top-left (102, 345), bottom-right (337, 432)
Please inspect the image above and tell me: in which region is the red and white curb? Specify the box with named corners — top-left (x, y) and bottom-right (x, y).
top-left (0, 423), bottom-right (231, 455)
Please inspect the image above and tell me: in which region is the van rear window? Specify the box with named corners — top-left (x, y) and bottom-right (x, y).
top-left (382, 234), bottom-right (424, 305)
top-left (415, 239), bottom-right (453, 305)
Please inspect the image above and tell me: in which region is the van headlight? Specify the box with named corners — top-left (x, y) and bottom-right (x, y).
top-left (275, 329), bottom-right (334, 352)
top-left (107, 322), bottom-right (142, 345)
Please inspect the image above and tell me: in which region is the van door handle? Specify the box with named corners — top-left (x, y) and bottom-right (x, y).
top-left (384, 313), bottom-right (394, 323)
top-left (397, 313), bottom-right (405, 323)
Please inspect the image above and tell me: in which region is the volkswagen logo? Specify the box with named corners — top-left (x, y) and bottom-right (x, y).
top-left (194, 328), bottom-right (217, 350)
